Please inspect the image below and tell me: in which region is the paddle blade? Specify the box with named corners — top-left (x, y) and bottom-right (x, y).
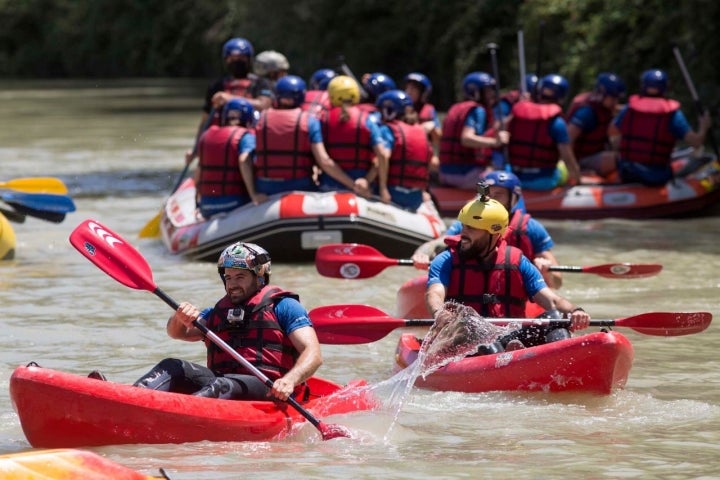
top-left (138, 211), bottom-right (161, 238)
top-left (310, 304), bottom-right (421, 344)
top-left (579, 263), bottom-right (663, 279)
top-left (1, 192), bottom-right (76, 214)
top-left (315, 243), bottom-right (399, 279)
top-left (318, 422), bottom-right (353, 440)
top-left (615, 311), bottom-right (712, 336)
top-left (70, 219), bottom-right (157, 292)
top-left (0, 177), bottom-right (68, 194)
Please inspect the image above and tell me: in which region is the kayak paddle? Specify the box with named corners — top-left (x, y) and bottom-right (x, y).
top-left (308, 304), bottom-right (712, 344)
top-left (70, 218), bottom-right (352, 441)
top-left (0, 206), bottom-right (26, 223)
top-left (315, 243), bottom-right (663, 279)
top-left (0, 191), bottom-right (76, 223)
top-left (0, 177), bottom-right (68, 195)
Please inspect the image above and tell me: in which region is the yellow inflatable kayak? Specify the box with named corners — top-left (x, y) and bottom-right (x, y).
top-left (0, 448), bottom-right (167, 479)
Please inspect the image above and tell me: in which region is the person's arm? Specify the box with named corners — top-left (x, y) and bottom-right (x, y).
top-left (311, 142), bottom-right (357, 190)
top-left (557, 143), bottom-right (581, 184)
top-left (531, 288), bottom-right (589, 331)
top-left (239, 151), bottom-right (267, 205)
top-left (166, 301), bottom-right (205, 341)
top-left (269, 325), bottom-right (323, 401)
top-left (426, 282), bottom-right (447, 319)
top-left (683, 110), bottom-right (711, 147)
top-left (533, 250), bottom-right (562, 289)
top-left (460, 125), bottom-right (507, 149)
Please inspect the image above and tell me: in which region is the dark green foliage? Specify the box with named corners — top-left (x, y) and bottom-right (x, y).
top-left (1, 0), bottom-right (717, 118)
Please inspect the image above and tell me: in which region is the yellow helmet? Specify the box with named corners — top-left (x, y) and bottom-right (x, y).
top-left (457, 197), bottom-right (508, 236)
top-left (328, 75), bottom-right (360, 107)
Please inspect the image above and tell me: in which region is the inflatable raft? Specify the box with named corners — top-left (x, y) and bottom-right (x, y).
top-left (430, 157), bottom-right (720, 220)
top-left (160, 178), bottom-right (446, 262)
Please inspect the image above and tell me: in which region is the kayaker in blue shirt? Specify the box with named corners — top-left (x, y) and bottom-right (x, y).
top-left (132, 242), bottom-right (322, 401)
top-left (607, 69), bottom-right (711, 186)
top-left (424, 184), bottom-right (589, 351)
top-left (412, 171), bottom-right (563, 288)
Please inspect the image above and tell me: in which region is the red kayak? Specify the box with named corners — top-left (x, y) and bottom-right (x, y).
top-left (396, 274), bottom-right (545, 319)
top-left (393, 331), bottom-right (633, 394)
top-left (10, 365), bottom-right (376, 448)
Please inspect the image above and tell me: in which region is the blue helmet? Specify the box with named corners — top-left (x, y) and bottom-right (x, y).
top-left (538, 74), bottom-right (569, 102)
top-left (221, 98), bottom-right (256, 126)
top-left (364, 73), bottom-right (397, 101)
top-left (524, 73), bottom-right (539, 94)
top-left (404, 72), bottom-right (433, 96)
top-left (309, 68), bottom-right (337, 91)
top-left (275, 75), bottom-right (307, 108)
top-left (595, 72), bottom-right (626, 97)
top-left (463, 72), bottom-right (496, 101)
top-left (375, 89), bottom-right (412, 121)
top-left (641, 69), bottom-right (668, 96)
top-left (482, 170), bottom-right (522, 197)
top-left (222, 38), bottom-right (254, 59)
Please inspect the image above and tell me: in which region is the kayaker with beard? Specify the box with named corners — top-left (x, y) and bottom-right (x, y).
top-left (412, 171), bottom-right (563, 289)
top-left (185, 37), bottom-right (273, 164)
top-left (424, 182), bottom-right (589, 351)
top-left (133, 242), bottom-right (322, 401)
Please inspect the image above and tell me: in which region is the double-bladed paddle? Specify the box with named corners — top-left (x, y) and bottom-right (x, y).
top-left (0, 191), bottom-right (76, 223)
top-left (0, 177), bottom-right (68, 195)
top-left (308, 304), bottom-right (712, 344)
top-left (70, 219), bottom-right (352, 441)
top-left (315, 243), bottom-right (663, 280)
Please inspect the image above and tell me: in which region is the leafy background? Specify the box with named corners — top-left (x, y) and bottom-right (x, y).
top-left (2, 0), bottom-right (717, 122)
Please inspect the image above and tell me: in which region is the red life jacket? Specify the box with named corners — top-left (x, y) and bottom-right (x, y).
top-left (439, 101), bottom-right (492, 168)
top-left (508, 101), bottom-right (563, 169)
top-left (416, 103), bottom-right (437, 124)
top-left (197, 126), bottom-right (251, 198)
top-left (255, 108), bottom-right (315, 181)
top-left (566, 92), bottom-right (613, 159)
top-left (223, 77), bottom-right (254, 98)
top-left (445, 239), bottom-right (527, 318)
top-left (505, 210), bottom-right (534, 260)
top-left (386, 120), bottom-right (431, 189)
top-left (321, 106), bottom-right (374, 172)
top-left (301, 90), bottom-right (331, 118)
top-left (619, 95), bottom-right (680, 167)
top-left (204, 285), bottom-right (300, 379)
top-left (207, 78), bottom-right (257, 126)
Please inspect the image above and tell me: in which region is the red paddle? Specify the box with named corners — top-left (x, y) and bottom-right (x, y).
top-left (70, 219), bottom-right (351, 441)
top-left (315, 243), bottom-right (663, 280)
top-left (309, 304), bottom-right (712, 344)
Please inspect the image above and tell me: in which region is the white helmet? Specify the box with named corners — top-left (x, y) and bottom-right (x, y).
top-left (253, 50), bottom-right (290, 76)
top-left (217, 242), bottom-right (271, 285)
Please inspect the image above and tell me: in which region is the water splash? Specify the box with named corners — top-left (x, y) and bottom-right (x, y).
top-left (372, 302), bottom-right (516, 441)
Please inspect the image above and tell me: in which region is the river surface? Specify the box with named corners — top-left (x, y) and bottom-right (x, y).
top-left (1, 80), bottom-right (719, 479)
